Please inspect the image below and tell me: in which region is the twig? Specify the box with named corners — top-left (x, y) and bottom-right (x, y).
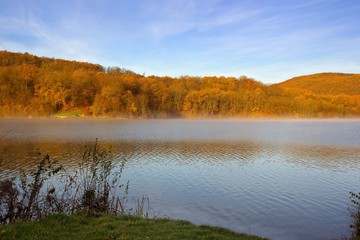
top-left (0, 122), bottom-right (19, 142)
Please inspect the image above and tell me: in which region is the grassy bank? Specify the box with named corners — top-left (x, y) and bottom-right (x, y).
top-left (0, 213), bottom-right (266, 240)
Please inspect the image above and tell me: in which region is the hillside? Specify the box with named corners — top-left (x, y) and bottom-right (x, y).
top-left (0, 50), bottom-right (359, 118)
top-left (277, 73), bottom-right (360, 96)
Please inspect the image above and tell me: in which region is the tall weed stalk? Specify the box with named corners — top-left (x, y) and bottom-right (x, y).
top-left (0, 153), bottom-right (62, 223)
top-left (350, 191), bottom-right (360, 239)
top-left (0, 139), bottom-right (147, 224)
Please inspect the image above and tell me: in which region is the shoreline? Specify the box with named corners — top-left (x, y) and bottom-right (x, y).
top-left (1, 115), bottom-right (360, 122)
top-left (58, 115), bottom-right (360, 121)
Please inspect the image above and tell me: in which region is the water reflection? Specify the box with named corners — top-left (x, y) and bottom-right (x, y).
top-left (282, 145), bottom-right (360, 171)
top-left (2, 140), bottom-right (358, 174)
top-left (1, 119), bottom-right (360, 240)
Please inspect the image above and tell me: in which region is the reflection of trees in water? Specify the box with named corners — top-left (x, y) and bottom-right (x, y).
top-left (1, 140), bottom-right (359, 180)
top-left (281, 144), bottom-right (360, 171)
top-left (1, 141), bottom-right (41, 179)
top-left (121, 141), bottom-right (264, 167)
top-left (0, 140), bottom-right (140, 179)
top-left (0, 140), bottom-right (265, 175)
top-left (123, 141), bottom-right (360, 171)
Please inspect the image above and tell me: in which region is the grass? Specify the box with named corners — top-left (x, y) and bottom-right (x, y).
top-left (0, 213), bottom-right (266, 240)
top-left (54, 109), bottom-right (84, 118)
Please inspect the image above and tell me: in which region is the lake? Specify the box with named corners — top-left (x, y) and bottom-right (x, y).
top-left (0, 118), bottom-right (359, 240)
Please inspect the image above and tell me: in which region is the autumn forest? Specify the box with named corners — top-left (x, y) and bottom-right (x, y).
top-left (0, 51), bottom-right (359, 118)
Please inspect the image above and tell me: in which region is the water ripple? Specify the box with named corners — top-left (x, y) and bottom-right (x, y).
top-left (1, 119), bottom-right (360, 240)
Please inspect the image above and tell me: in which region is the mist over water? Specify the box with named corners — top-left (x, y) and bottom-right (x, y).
top-left (1, 118), bottom-right (359, 240)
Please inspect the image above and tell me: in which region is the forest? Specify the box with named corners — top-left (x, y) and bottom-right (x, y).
top-left (0, 50), bottom-right (359, 118)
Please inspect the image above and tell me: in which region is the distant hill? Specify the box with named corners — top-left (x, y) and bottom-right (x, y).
top-left (277, 73), bottom-right (360, 96)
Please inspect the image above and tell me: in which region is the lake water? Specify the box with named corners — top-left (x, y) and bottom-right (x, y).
top-left (0, 118), bottom-right (359, 240)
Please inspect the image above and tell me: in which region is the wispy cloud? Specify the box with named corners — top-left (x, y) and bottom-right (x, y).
top-left (141, 0), bottom-right (261, 40)
top-left (0, 3), bottom-right (98, 62)
top-left (1, 0), bottom-right (359, 83)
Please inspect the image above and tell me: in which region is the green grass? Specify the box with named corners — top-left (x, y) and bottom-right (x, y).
top-left (54, 109), bottom-right (84, 118)
top-left (0, 214), bottom-right (267, 240)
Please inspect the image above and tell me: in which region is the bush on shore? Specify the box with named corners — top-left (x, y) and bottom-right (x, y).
top-left (350, 191), bottom-right (360, 239)
top-left (0, 140), bottom-right (136, 224)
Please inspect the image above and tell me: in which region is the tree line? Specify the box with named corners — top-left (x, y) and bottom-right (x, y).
top-left (0, 51), bottom-right (359, 118)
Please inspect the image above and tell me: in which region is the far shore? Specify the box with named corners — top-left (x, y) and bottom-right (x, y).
top-left (0, 114), bottom-right (359, 121)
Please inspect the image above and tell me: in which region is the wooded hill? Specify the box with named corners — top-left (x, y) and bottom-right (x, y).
top-left (0, 50), bottom-right (359, 118)
top-left (277, 73), bottom-right (360, 96)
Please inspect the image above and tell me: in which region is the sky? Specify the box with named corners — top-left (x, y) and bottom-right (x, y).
top-left (1, 0), bottom-right (360, 83)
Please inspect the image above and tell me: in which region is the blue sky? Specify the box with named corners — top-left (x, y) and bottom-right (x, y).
top-left (1, 0), bottom-right (359, 83)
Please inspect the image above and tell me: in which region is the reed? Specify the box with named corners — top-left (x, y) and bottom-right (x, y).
top-left (0, 139), bottom-right (147, 224)
top-left (350, 191), bottom-right (360, 239)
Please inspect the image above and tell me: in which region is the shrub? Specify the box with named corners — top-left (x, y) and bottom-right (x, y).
top-left (0, 153), bottom-right (62, 223)
top-left (350, 191), bottom-right (360, 239)
top-left (0, 139), bottom-right (143, 224)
